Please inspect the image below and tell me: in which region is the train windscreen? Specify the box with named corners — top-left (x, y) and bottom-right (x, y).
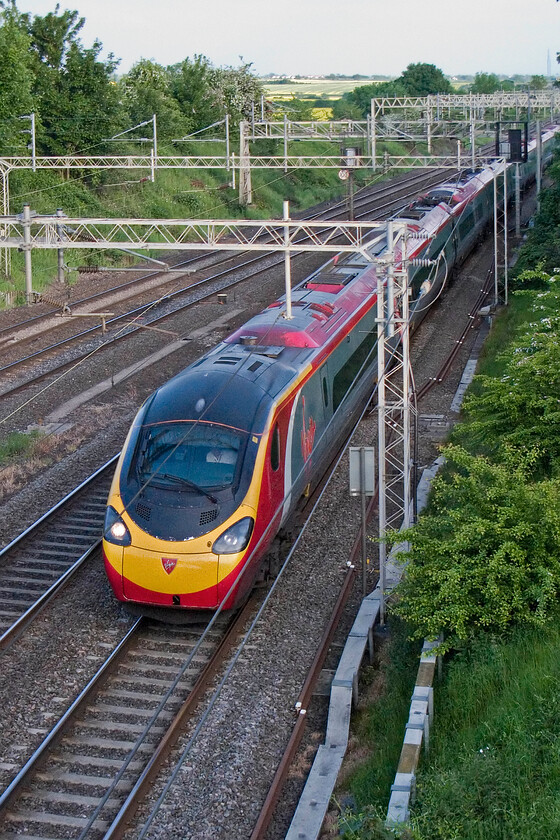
top-left (136, 422), bottom-right (246, 494)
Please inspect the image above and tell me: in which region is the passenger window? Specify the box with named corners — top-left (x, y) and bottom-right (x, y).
top-left (271, 424), bottom-right (280, 471)
top-left (322, 376), bottom-right (329, 407)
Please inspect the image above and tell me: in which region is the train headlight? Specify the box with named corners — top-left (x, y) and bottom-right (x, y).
top-left (212, 517), bottom-right (254, 555)
top-left (104, 506), bottom-right (132, 546)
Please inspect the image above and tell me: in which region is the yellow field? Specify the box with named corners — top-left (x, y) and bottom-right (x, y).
top-left (264, 78), bottom-right (388, 100)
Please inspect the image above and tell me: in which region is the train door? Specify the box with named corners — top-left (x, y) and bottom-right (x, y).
top-left (284, 369), bottom-right (327, 517)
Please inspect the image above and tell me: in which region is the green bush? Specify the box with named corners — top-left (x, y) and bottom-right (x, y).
top-left (0, 431), bottom-right (40, 464)
top-left (392, 446), bottom-right (560, 652)
top-left (455, 275), bottom-right (560, 476)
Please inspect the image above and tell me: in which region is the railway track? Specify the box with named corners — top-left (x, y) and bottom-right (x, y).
top-left (0, 237), bottom-right (497, 840)
top-left (0, 163), bottom-right (507, 839)
top-left (0, 168), bottom-right (450, 395)
top-left (0, 167), bottom-right (448, 350)
top-left (0, 600), bottom-right (255, 840)
top-left (0, 457), bottom-right (117, 649)
top-left (237, 258), bottom-right (502, 839)
top-left (415, 264), bottom-right (494, 401)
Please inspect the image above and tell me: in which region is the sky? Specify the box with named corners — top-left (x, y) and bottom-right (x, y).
top-left (15, 0), bottom-right (560, 78)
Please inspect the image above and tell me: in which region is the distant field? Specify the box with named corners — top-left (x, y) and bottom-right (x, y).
top-left (264, 78), bottom-right (387, 100)
top-left (264, 77), bottom-right (470, 101)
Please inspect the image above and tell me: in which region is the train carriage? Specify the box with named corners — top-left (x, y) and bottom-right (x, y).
top-left (103, 126), bottom-right (560, 614)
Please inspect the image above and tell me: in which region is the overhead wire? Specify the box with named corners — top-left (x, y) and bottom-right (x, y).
top-left (82, 274), bottom-right (390, 839)
top-left (130, 166), bottom-right (501, 835)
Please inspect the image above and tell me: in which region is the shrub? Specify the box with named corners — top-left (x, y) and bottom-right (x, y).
top-left (457, 277), bottom-right (560, 475)
top-left (392, 446), bottom-right (560, 652)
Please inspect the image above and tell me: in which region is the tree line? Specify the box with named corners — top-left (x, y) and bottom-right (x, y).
top-left (0, 0), bottom-right (264, 157)
top-left (331, 65), bottom-right (553, 120)
top-left (1, 0), bottom-right (556, 160)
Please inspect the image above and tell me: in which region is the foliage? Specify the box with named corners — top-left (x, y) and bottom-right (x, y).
top-left (24, 3), bottom-right (121, 154)
top-left (457, 275), bottom-right (560, 474)
top-left (399, 63), bottom-right (452, 96)
top-left (120, 59), bottom-right (187, 142)
top-left (333, 80), bottom-right (407, 118)
top-left (0, 2), bottom-right (34, 155)
top-left (337, 64), bottom-right (450, 118)
top-left (0, 2), bottom-right (265, 160)
top-left (470, 72), bottom-right (501, 93)
top-left (392, 445), bottom-right (560, 652)
top-left (0, 429), bottom-right (40, 464)
top-left (409, 622), bottom-right (560, 839)
top-left (273, 95), bottom-right (316, 121)
top-left (530, 74), bottom-right (548, 90)
top-left (340, 805), bottom-right (412, 838)
top-left (168, 54), bottom-right (220, 132)
top-left (331, 97), bottom-right (365, 120)
top-left (512, 149), bottom-right (560, 274)
top-left (206, 60), bottom-right (264, 126)
top-left (342, 618), bottom-right (421, 813)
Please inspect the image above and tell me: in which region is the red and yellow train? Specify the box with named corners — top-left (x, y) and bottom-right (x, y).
top-left (103, 127), bottom-right (559, 615)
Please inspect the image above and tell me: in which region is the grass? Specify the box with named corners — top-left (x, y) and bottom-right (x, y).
top-left (331, 259), bottom-right (560, 837)
top-left (334, 615), bottom-right (560, 840)
top-left (337, 619), bottom-right (421, 812)
top-left (449, 289), bottom-right (547, 456)
top-left (1, 135), bottom-right (382, 303)
top-left (0, 430), bottom-right (41, 465)
top-left (1, 123), bottom-right (465, 304)
top-left (0, 393), bottom-right (138, 503)
top-left (471, 293), bottom-right (535, 380)
top-left (408, 619), bottom-right (560, 839)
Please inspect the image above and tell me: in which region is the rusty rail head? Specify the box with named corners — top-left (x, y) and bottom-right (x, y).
top-left (103, 597), bottom-right (258, 840)
top-left (416, 266), bottom-right (494, 402)
top-left (249, 565), bottom-right (356, 840)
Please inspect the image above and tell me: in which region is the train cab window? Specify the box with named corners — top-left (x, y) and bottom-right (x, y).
top-left (136, 422), bottom-right (246, 491)
top-left (270, 424), bottom-right (280, 472)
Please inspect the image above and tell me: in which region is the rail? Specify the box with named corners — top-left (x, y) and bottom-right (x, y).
top-left (284, 457), bottom-right (443, 840)
top-left (0, 455), bottom-right (119, 649)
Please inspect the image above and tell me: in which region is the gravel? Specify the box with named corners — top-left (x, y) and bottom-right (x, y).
top-left (0, 181), bottom-right (538, 837)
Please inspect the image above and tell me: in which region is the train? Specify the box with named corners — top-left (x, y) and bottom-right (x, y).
top-left (103, 125), bottom-right (559, 616)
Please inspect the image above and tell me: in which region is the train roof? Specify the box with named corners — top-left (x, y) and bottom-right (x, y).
top-left (141, 340), bottom-right (308, 434)
top-left (224, 256), bottom-right (381, 356)
top-left (395, 166), bottom-right (494, 229)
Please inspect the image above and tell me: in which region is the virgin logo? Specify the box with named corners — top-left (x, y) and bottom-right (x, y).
top-left (162, 557), bottom-right (178, 575)
top-left (300, 396), bottom-right (317, 461)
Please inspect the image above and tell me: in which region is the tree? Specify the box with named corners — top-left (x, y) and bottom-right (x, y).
top-left (470, 72), bottom-right (501, 94)
top-left (275, 96), bottom-right (315, 121)
top-left (168, 54), bottom-right (221, 132)
top-left (513, 152), bottom-right (560, 273)
top-left (530, 74), bottom-right (548, 90)
top-left (458, 278), bottom-right (560, 476)
top-left (332, 79), bottom-right (406, 119)
top-left (0, 2), bottom-right (35, 155)
top-left (392, 446), bottom-right (560, 652)
top-left (24, 3), bottom-right (121, 154)
top-left (120, 59), bottom-right (187, 143)
top-left (331, 97), bottom-right (364, 120)
top-left (399, 62), bottom-right (452, 96)
top-left (26, 4), bottom-right (84, 69)
top-left (206, 60), bottom-right (264, 126)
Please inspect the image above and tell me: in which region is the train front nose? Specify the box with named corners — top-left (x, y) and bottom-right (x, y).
top-left (122, 546), bottom-right (219, 608)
